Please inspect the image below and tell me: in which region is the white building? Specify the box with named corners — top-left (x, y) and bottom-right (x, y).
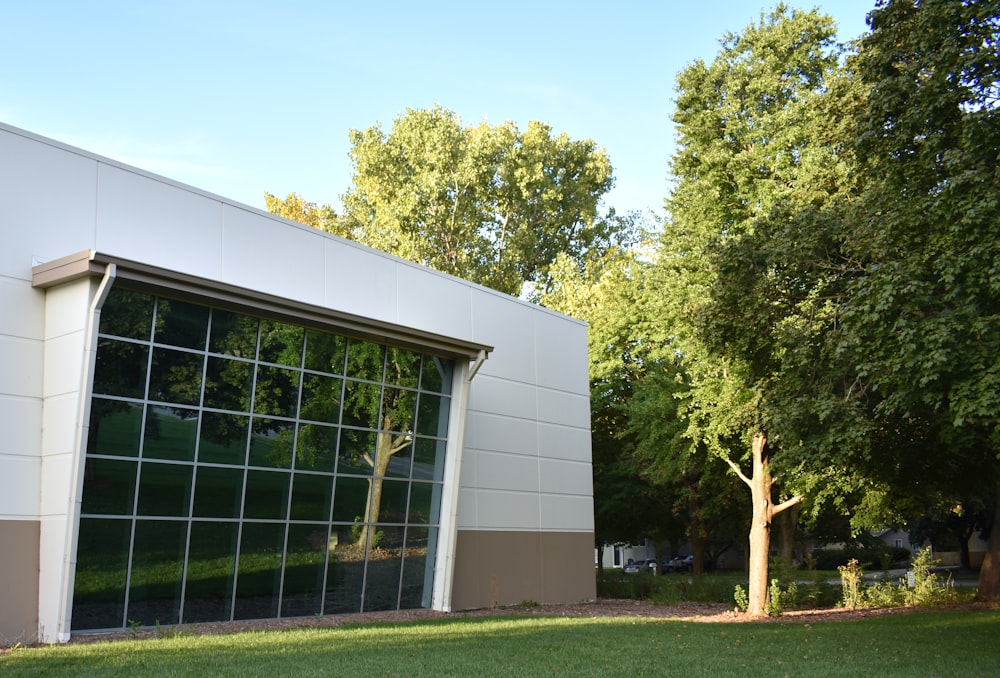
top-left (0, 122), bottom-right (595, 643)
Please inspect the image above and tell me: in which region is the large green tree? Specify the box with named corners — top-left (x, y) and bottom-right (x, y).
top-left (843, 0), bottom-right (1000, 599)
top-left (656, 4), bottom-right (855, 615)
top-left (339, 105), bottom-right (625, 297)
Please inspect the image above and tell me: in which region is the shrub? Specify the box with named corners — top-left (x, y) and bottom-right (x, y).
top-left (838, 558), bottom-right (865, 609)
top-left (733, 584), bottom-right (748, 612)
top-left (903, 546), bottom-right (954, 607)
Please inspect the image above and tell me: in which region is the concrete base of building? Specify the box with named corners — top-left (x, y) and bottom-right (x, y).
top-left (0, 520), bottom-right (39, 643)
top-left (450, 530), bottom-right (596, 610)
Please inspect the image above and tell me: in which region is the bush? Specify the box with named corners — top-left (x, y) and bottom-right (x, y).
top-left (838, 558), bottom-right (865, 609)
top-left (903, 546), bottom-right (955, 607)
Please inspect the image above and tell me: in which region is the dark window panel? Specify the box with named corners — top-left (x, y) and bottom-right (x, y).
top-left (248, 418), bottom-right (295, 469)
top-left (192, 466), bottom-right (244, 519)
top-left (381, 387), bottom-right (416, 434)
top-left (399, 527), bottom-right (437, 609)
top-left (148, 347), bottom-right (204, 406)
top-left (183, 521), bottom-right (238, 623)
top-left (416, 394), bottom-right (450, 438)
top-left (323, 525), bottom-right (364, 615)
top-left (299, 373), bottom-right (343, 424)
top-left (336, 429), bottom-right (376, 477)
top-left (87, 399), bottom-right (142, 457)
top-left (198, 412), bottom-right (249, 465)
top-left (289, 473), bottom-right (333, 522)
top-left (243, 470), bottom-right (291, 520)
top-left (303, 329), bottom-right (346, 375)
top-left (233, 522), bottom-right (285, 620)
top-left (294, 423), bottom-right (337, 472)
top-left (345, 338), bottom-right (385, 382)
top-left (128, 519), bottom-right (187, 626)
top-left (341, 379), bottom-right (380, 429)
top-left (383, 437), bottom-right (413, 479)
top-left (384, 347), bottom-right (421, 389)
top-left (99, 288), bottom-right (154, 341)
top-left (203, 356), bottom-right (253, 412)
top-left (407, 482), bottom-right (442, 525)
top-left (136, 462), bottom-right (192, 517)
top-left (92, 339), bottom-right (149, 399)
top-left (376, 479), bottom-right (410, 524)
top-left (71, 518), bottom-right (131, 630)
top-left (281, 524), bottom-right (331, 617)
top-left (80, 458), bottom-right (137, 515)
top-left (142, 405), bottom-right (198, 462)
top-left (154, 298), bottom-right (209, 350)
top-left (258, 319), bottom-right (304, 367)
top-left (332, 476), bottom-right (371, 523)
top-left (420, 356), bottom-right (453, 395)
top-left (209, 309), bottom-right (259, 358)
top-left (412, 437), bottom-right (447, 481)
top-left (362, 526), bottom-right (404, 612)
top-left (253, 364), bottom-right (300, 419)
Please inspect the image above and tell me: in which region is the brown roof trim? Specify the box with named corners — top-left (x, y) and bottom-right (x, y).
top-left (32, 250), bottom-right (493, 360)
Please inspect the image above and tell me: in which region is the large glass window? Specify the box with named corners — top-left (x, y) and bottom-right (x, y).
top-left (73, 288), bottom-right (454, 631)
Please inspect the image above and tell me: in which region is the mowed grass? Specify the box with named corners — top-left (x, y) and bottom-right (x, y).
top-left (3, 608), bottom-right (999, 677)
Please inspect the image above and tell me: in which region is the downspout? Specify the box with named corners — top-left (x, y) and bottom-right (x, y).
top-left (432, 349), bottom-right (488, 612)
top-left (55, 261), bottom-right (116, 642)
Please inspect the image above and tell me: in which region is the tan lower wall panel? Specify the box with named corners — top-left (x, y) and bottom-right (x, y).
top-left (451, 530), bottom-right (596, 610)
top-left (0, 520), bottom-right (40, 643)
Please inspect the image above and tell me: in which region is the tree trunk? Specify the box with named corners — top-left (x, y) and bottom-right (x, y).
top-left (976, 483), bottom-right (1000, 601)
top-left (355, 430), bottom-right (400, 548)
top-left (778, 502), bottom-right (800, 570)
top-left (724, 433), bottom-right (803, 617)
top-left (746, 434), bottom-right (773, 617)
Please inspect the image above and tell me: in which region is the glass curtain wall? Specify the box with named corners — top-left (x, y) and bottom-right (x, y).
top-left (72, 287), bottom-right (453, 630)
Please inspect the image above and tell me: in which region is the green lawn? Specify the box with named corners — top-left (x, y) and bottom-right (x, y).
top-left (3, 607), bottom-right (998, 677)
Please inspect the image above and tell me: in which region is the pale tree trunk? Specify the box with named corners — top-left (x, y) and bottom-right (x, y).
top-left (724, 433), bottom-right (803, 617)
top-left (976, 480), bottom-right (1000, 601)
top-left (356, 429), bottom-right (409, 548)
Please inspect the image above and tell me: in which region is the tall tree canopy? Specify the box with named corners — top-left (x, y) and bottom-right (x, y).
top-left (332, 105), bottom-right (627, 297)
top-left (842, 0), bottom-right (1000, 599)
top-left (654, 4), bottom-right (852, 615)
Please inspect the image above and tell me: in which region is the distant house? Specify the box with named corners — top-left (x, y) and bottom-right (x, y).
top-left (0, 123), bottom-right (595, 643)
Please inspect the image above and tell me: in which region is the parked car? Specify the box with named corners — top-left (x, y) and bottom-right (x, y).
top-left (664, 555), bottom-right (694, 573)
top-left (624, 558), bottom-right (658, 574)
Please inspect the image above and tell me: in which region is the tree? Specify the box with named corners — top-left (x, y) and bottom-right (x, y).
top-left (339, 105), bottom-right (625, 297)
top-left (541, 245), bottom-right (664, 559)
top-left (264, 192), bottom-right (344, 237)
top-left (657, 4), bottom-right (853, 615)
top-left (843, 0), bottom-right (1000, 599)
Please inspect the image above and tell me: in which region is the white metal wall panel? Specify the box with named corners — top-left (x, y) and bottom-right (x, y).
top-left (323, 238), bottom-right (400, 323)
top-left (95, 164), bottom-right (224, 279)
top-left (0, 130), bottom-right (97, 279)
top-left (220, 203), bottom-right (328, 306)
top-left (533, 310), bottom-right (589, 394)
top-left (396, 264), bottom-right (473, 340)
top-left (0, 455), bottom-right (40, 518)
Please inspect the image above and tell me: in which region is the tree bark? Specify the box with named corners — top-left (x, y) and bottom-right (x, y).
top-left (976, 482), bottom-right (1000, 601)
top-left (724, 433), bottom-right (803, 617)
top-left (355, 430), bottom-right (407, 548)
top-left (778, 502), bottom-right (800, 570)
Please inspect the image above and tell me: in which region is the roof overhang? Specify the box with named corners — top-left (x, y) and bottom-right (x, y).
top-left (32, 250), bottom-right (493, 361)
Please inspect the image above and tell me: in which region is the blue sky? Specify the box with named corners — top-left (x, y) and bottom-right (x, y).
top-left (1, 1), bottom-right (875, 218)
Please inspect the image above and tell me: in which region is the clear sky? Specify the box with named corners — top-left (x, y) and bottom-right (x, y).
top-left (1, 1), bottom-right (876, 218)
